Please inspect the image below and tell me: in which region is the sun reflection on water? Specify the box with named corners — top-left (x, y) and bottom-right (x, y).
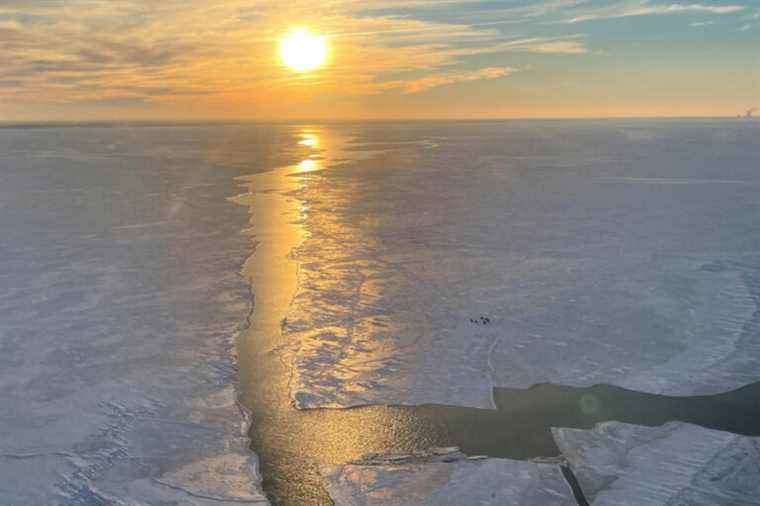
top-left (298, 133), bottom-right (319, 148)
top-left (296, 158), bottom-right (319, 172)
top-left (234, 125), bottom-right (431, 503)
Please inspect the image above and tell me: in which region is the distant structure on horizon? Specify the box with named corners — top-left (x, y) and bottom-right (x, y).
top-left (745, 107), bottom-right (756, 118)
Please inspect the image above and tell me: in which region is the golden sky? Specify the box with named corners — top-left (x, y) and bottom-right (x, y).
top-left (0, 0), bottom-right (758, 120)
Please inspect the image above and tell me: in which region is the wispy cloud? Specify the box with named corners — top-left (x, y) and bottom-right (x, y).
top-left (379, 66), bottom-right (517, 93)
top-left (0, 0), bottom-right (592, 109)
top-left (498, 36), bottom-right (588, 54)
top-left (1, 0), bottom-right (752, 119)
top-left (561, 2), bottom-right (745, 23)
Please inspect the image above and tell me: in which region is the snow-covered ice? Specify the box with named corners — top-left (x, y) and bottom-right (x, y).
top-left (4, 120), bottom-right (760, 504)
top-left (553, 421), bottom-right (760, 505)
top-left (283, 120), bottom-right (760, 409)
top-left (0, 125), bottom-right (300, 504)
top-left (321, 447), bottom-right (575, 506)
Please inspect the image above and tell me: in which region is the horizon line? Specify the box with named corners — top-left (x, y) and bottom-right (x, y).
top-left (1, 115), bottom-right (757, 128)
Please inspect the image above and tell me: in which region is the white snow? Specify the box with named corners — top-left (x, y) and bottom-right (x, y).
top-left (321, 448), bottom-right (575, 506)
top-left (0, 125), bottom-right (294, 504)
top-left (553, 421), bottom-right (760, 505)
top-left (4, 120), bottom-right (760, 504)
top-left (282, 121), bottom-right (760, 409)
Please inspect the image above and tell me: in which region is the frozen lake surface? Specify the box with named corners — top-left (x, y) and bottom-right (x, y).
top-left (283, 120), bottom-right (760, 409)
top-left (2, 120), bottom-right (760, 505)
top-left (0, 125), bottom-right (307, 504)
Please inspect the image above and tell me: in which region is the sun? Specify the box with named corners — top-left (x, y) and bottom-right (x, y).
top-left (280, 28), bottom-right (328, 72)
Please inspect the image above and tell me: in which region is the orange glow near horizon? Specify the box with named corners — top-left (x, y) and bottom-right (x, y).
top-left (2, 2), bottom-right (757, 121)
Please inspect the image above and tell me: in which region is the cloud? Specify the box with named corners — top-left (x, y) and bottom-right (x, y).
top-left (440, 35), bottom-right (588, 58)
top-left (379, 66), bottom-right (518, 94)
top-left (499, 37), bottom-right (588, 54)
top-left (561, 2), bottom-right (746, 23)
top-left (0, 0), bottom-right (594, 109)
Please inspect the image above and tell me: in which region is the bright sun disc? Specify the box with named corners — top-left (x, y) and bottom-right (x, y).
top-left (280, 29), bottom-right (327, 72)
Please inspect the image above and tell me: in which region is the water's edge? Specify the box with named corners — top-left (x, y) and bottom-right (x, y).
top-left (231, 150), bottom-right (760, 505)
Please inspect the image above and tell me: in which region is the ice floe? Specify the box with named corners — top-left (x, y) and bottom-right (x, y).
top-left (554, 421), bottom-right (760, 505)
top-left (322, 447), bottom-right (576, 506)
